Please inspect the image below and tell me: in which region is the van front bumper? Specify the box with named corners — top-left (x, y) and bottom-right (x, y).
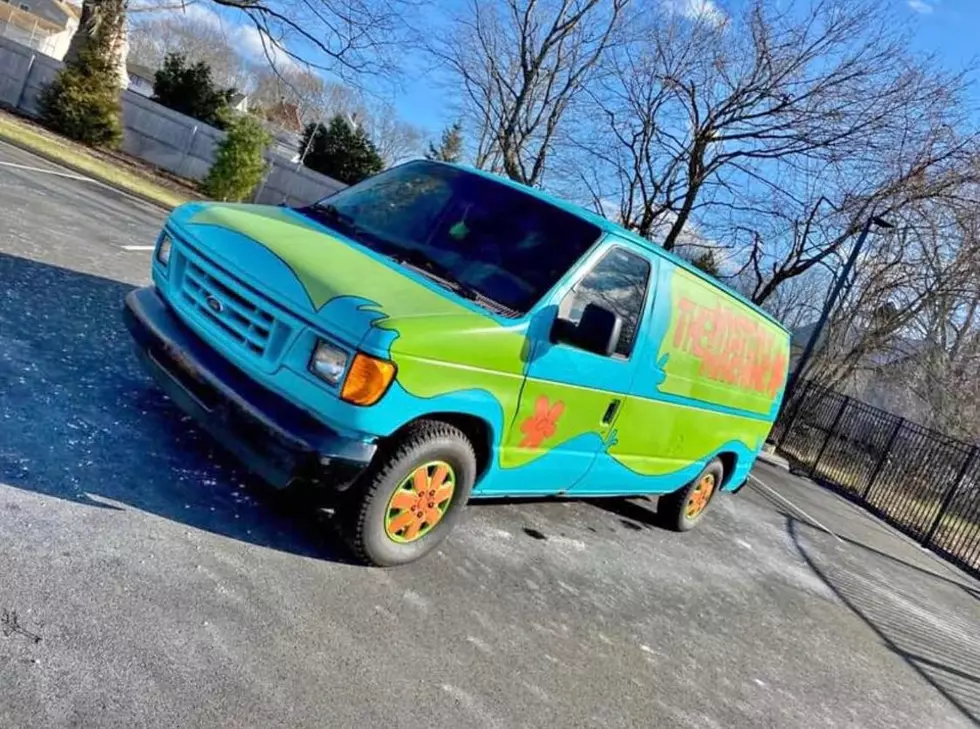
top-left (123, 286), bottom-right (376, 489)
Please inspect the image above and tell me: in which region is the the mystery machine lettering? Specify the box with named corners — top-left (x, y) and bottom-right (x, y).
top-left (659, 268), bottom-right (789, 416)
top-left (673, 296), bottom-right (787, 398)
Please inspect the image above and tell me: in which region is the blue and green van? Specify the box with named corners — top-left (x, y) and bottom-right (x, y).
top-left (124, 160), bottom-right (790, 565)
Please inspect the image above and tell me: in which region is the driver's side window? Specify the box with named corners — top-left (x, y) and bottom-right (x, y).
top-left (558, 247), bottom-right (651, 358)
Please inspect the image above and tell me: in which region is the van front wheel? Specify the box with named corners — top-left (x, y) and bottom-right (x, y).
top-left (343, 420), bottom-right (477, 567)
top-left (659, 458), bottom-right (724, 532)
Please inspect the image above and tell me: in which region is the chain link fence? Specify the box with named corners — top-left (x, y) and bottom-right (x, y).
top-left (772, 380), bottom-right (980, 578)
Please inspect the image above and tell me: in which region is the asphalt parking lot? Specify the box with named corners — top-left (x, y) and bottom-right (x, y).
top-left (1, 141), bottom-right (979, 729)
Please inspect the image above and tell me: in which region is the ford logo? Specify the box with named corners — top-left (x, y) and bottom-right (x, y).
top-left (206, 295), bottom-right (223, 314)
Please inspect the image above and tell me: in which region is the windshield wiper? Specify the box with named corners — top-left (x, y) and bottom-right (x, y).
top-left (300, 204), bottom-right (395, 254)
top-left (393, 249), bottom-right (479, 301)
top-left (296, 206), bottom-right (518, 316)
top-left (393, 250), bottom-right (520, 316)
top-left (300, 203), bottom-right (360, 235)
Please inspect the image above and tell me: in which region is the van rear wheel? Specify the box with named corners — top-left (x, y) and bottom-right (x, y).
top-left (342, 420), bottom-right (477, 567)
top-left (659, 458), bottom-right (724, 532)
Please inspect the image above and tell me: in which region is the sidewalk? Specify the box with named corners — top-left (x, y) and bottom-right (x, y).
top-left (757, 446), bottom-right (790, 470)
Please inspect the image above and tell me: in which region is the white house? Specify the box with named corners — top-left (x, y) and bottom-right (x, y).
top-left (0, 0), bottom-right (79, 59)
top-left (125, 61), bottom-right (155, 97)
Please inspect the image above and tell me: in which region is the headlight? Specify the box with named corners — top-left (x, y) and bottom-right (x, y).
top-left (309, 340), bottom-right (348, 385)
top-left (156, 233), bottom-right (173, 266)
top-left (340, 353), bottom-right (396, 406)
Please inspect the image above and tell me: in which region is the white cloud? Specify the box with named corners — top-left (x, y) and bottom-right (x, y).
top-left (130, 0), bottom-right (222, 26)
top-left (234, 24), bottom-right (303, 72)
top-left (662, 0), bottom-right (727, 26)
top-left (130, 1), bottom-right (302, 72)
top-left (907, 0), bottom-right (935, 13)
top-left (181, 3), bottom-right (222, 27)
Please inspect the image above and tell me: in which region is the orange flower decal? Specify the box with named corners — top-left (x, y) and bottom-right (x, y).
top-left (519, 396), bottom-right (565, 449)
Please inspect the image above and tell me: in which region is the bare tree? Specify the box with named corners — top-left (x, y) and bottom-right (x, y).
top-left (69, 0), bottom-right (418, 94)
top-left (65, 0), bottom-right (130, 86)
top-left (575, 0), bottom-right (975, 270)
top-left (250, 70), bottom-right (423, 167)
top-left (362, 101), bottom-right (424, 166)
top-left (433, 0), bottom-right (632, 187)
top-left (805, 193), bottom-right (980, 409)
top-left (208, 0), bottom-right (418, 80)
top-left (249, 66), bottom-right (330, 119)
top-left (128, 10), bottom-right (250, 89)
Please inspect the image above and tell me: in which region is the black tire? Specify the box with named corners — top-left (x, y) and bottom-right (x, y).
top-left (343, 420), bottom-right (477, 567)
top-left (658, 458), bottom-right (724, 532)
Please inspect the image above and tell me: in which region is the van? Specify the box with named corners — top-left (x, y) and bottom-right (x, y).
top-left (123, 160), bottom-right (790, 566)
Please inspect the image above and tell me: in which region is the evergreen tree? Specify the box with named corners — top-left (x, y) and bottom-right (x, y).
top-left (300, 116), bottom-right (385, 184)
top-left (39, 0), bottom-right (126, 147)
top-left (153, 53), bottom-right (235, 129)
top-left (203, 114), bottom-right (271, 202)
top-left (424, 121), bottom-right (463, 163)
top-left (689, 250), bottom-right (721, 278)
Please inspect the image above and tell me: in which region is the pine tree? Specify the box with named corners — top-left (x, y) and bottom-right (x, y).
top-left (39, 0), bottom-right (126, 147)
top-left (689, 250), bottom-right (721, 277)
top-left (424, 122), bottom-right (463, 163)
top-left (203, 114), bottom-right (271, 202)
top-left (153, 54), bottom-right (235, 129)
top-left (300, 116), bottom-right (385, 184)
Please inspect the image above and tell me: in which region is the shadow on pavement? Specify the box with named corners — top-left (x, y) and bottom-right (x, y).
top-left (584, 495), bottom-right (662, 530)
top-left (787, 517), bottom-right (980, 725)
top-left (472, 493), bottom-right (665, 535)
top-left (0, 252), bottom-right (352, 563)
top-left (750, 475), bottom-right (980, 606)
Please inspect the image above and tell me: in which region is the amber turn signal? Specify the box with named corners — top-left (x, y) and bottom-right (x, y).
top-left (340, 353), bottom-right (397, 406)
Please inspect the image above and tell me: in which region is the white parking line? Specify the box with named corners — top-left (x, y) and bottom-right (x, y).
top-left (0, 140), bottom-right (168, 212)
top-left (0, 159), bottom-right (92, 182)
top-left (748, 473), bottom-right (843, 543)
top-left (121, 245), bottom-right (156, 251)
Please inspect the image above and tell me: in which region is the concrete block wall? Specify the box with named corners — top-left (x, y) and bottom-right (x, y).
top-left (0, 38), bottom-right (37, 108)
top-left (0, 35), bottom-right (345, 206)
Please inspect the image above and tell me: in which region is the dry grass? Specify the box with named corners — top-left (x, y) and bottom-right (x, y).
top-left (0, 111), bottom-right (193, 209)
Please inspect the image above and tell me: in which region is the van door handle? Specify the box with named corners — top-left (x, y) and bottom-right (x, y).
top-left (602, 399), bottom-right (621, 426)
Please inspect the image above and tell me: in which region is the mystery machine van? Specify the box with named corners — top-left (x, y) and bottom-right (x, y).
top-left (123, 160), bottom-right (790, 566)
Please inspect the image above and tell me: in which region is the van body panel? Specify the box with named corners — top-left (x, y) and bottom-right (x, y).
top-left (134, 163), bottom-right (789, 502)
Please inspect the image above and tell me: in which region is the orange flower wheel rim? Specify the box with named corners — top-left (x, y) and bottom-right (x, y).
top-left (685, 473), bottom-right (716, 519)
top-left (384, 461), bottom-right (456, 543)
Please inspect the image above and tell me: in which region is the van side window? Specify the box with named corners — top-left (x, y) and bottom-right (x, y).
top-left (560, 247), bottom-right (651, 357)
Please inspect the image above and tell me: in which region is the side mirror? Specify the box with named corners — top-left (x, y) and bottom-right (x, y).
top-left (553, 302), bottom-right (622, 357)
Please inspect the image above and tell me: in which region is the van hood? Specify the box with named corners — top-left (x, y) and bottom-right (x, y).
top-left (169, 203), bottom-right (527, 368)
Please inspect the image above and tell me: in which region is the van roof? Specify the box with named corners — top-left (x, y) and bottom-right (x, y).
top-left (442, 161), bottom-right (789, 335)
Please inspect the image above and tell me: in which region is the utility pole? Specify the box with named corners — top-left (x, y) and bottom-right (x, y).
top-left (784, 213), bottom-right (894, 400)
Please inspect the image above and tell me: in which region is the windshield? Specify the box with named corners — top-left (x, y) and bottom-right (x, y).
top-left (304, 161), bottom-right (601, 314)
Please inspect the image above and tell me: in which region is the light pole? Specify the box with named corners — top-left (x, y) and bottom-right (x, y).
top-left (784, 212), bottom-right (895, 400)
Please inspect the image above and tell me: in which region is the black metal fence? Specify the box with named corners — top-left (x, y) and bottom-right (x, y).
top-left (771, 380), bottom-right (980, 578)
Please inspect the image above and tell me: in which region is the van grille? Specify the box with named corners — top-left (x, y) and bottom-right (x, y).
top-left (179, 255), bottom-right (281, 358)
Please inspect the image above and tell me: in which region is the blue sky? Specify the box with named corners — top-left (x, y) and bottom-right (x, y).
top-left (383, 0), bottom-right (980, 136)
top-left (903, 0), bottom-right (979, 90)
top-left (146, 0), bottom-right (980, 137)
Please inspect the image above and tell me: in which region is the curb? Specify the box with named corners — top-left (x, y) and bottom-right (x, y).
top-left (757, 449), bottom-right (790, 470)
top-left (0, 133), bottom-right (179, 211)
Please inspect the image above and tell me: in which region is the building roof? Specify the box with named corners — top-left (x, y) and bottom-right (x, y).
top-left (126, 62), bottom-right (156, 81)
top-left (265, 102), bottom-right (303, 133)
